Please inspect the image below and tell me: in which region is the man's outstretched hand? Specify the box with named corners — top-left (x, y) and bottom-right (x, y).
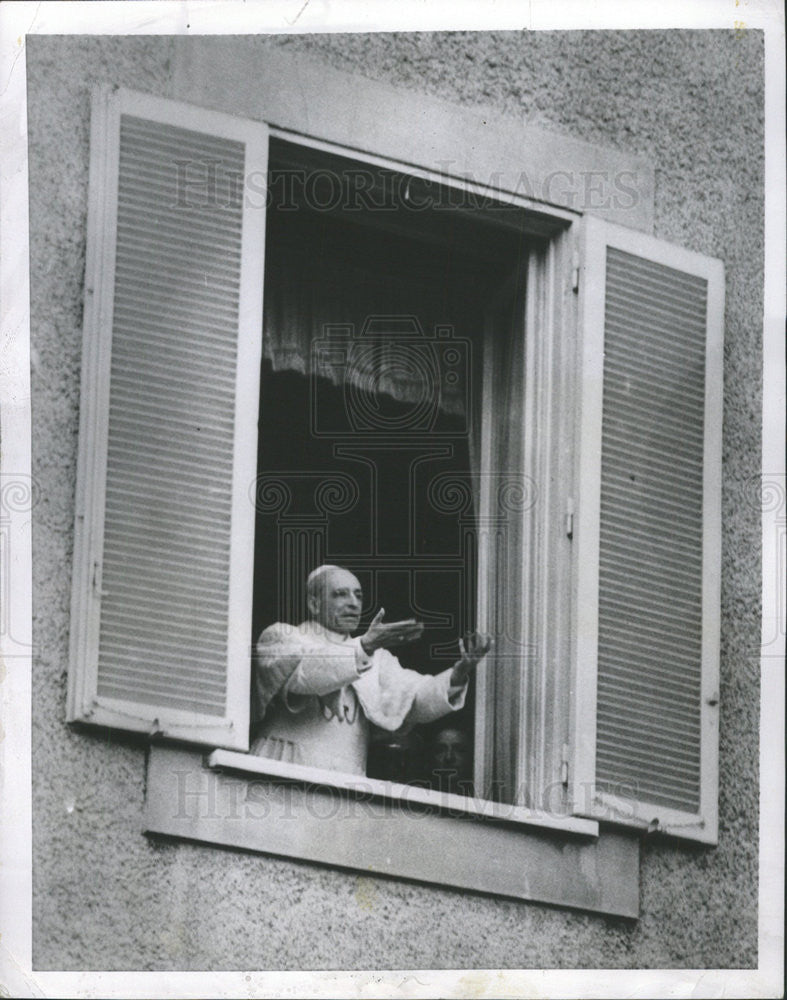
top-left (450, 631), bottom-right (493, 687)
top-left (359, 609), bottom-right (424, 655)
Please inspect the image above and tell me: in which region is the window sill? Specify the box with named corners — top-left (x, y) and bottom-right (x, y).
top-left (207, 748), bottom-right (599, 837)
top-left (143, 746), bottom-right (639, 918)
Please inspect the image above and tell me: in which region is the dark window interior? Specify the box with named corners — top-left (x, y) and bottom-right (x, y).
top-left (252, 138), bottom-right (528, 789)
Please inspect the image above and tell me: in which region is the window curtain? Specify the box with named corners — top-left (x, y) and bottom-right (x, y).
top-left (261, 216), bottom-right (487, 419)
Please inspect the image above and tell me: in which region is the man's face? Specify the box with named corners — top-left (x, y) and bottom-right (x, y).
top-left (310, 568), bottom-right (363, 635)
top-left (431, 727), bottom-right (470, 776)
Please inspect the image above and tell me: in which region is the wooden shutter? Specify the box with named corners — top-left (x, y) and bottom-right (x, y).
top-left (569, 216), bottom-right (723, 843)
top-left (67, 87), bottom-right (268, 749)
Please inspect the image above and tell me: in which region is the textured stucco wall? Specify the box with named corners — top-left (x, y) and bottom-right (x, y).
top-left (28, 30), bottom-right (763, 970)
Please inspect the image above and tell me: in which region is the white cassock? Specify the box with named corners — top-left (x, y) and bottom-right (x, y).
top-left (251, 620), bottom-right (467, 775)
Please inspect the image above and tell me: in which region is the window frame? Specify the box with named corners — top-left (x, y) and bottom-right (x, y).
top-left (264, 126), bottom-right (581, 819)
top-left (472, 230), bottom-right (579, 809)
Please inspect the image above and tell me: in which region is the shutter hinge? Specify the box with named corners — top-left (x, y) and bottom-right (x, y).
top-left (561, 743), bottom-right (570, 786)
top-left (91, 561), bottom-right (107, 597)
top-left (571, 251), bottom-right (580, 292)
top-left (565, 498), bottom-right (574, 539)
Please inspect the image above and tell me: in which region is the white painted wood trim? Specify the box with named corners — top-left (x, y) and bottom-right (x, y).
top-left (591, 791), bottom-right (718, 846)
top-left (208, 749), bottom-right (599, 837)
top-left (567, 214), bottom-right (606, 813)
top-left (587, 217), bottom-right (727, 276)
top-left (113, 86), bottom-right (270, 144)
top-left (699, 252), bottom-right (725, 847)
top-left (268, 125), bottom-right (579, 232)
top-left (546, 225), bottom-right (581, 814)
top-left (519, 254), bottom-right (539, 806)
top-left (68, 84), bottom-right (120, 724)
top-left (520, 242), bottom-right (567, 809)
top-left (79, 697), bottom-right (238, 746)
top-left (472, 289), bottom-right (498, 800)
top-left (223, 117), bottom-right (268, 753)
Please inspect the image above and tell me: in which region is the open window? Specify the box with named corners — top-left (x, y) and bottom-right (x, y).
top-left (250, 137), bottom-right (549, 796)
top-left (68, 87), bottom-right (723, 849)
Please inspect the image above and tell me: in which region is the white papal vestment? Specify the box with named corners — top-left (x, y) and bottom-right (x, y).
top-left (251, 620), bottom-right (466, 775)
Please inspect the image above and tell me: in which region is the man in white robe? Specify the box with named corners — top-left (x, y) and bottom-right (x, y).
top-left (251, 564), bottom-right (491, 775)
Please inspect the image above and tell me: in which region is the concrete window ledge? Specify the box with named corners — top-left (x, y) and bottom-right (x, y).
top-left (144, 746), bottom-right (640, 918)
top-left (207, 749), bottom-right (600, 835)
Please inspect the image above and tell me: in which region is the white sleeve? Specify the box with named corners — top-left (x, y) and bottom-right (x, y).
top-left (403, 667), bottom-right (467, 727)
top-left (284, 636), bottom-right (372, 700)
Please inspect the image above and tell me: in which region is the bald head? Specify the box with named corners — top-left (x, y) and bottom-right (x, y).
top-left (307, 564), bottom-right (363, 635)
top-left (306, 565), bottom-right (341, 601)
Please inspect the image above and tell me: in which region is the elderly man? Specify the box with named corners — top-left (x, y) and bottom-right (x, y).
top-left (251, 564), bottom-right (491, 775)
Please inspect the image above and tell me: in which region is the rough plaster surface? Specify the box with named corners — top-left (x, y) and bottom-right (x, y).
top-left (28, 31), bottom-right (763, 970)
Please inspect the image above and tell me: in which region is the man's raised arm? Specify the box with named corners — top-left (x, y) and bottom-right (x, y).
top-left (359, 608), bottom-right (425, 655)
top-left (256, 624), bottom-right (371, 703)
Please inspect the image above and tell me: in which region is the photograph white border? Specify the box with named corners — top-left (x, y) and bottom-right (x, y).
top-left (1, 1), bottom-right (783, 997)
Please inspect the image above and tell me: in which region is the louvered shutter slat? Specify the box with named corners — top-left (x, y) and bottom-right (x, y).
top-left (101, 114), bottom-right (242, 715)
top-left (68, 88), bottom-right (267, 748)
top-left (595, 247), bottom-right (706, 813)
top-left (571, 217), bottom-right (723, 844)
